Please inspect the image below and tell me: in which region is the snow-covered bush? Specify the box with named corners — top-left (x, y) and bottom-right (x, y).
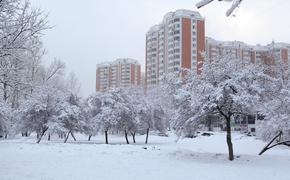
top-left (257, 87), bottom-right (290, 141)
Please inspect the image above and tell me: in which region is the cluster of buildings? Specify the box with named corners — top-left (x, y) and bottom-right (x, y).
top-left (96, 9), bottom-right (290, 92)
top-left (95, 9), bottom-right (290, 133)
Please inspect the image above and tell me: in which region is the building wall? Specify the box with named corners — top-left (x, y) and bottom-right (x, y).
top-left (96, 68), bottom-right (101, 91)
top-left (196, 20), bottom-right (205, 74)
top-left (181, 18), bottom-right (191, 71)
top-left (146, 26), bottom-right (159, 86)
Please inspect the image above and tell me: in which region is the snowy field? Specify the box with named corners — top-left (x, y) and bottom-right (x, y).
top-left (0, 132), bottom-right (290, 180)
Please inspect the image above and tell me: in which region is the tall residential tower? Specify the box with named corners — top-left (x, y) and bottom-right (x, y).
top-left (145, 9), bottom-right (205, 87)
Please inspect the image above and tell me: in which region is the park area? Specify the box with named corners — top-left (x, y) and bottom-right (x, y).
top-left (0, 132), bottom-right (289, 180)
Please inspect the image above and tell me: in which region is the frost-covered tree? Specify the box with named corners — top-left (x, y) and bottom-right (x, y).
top-left (85, 93), bottom-right (102, 141)
top-left (256, 75), bottom-right (290, 141)
top-left (121, 87), bottom-right (143, 143)
top-left (172, 88), bottom-right (202, 138)
top-left (54, 93), bottom-right (85, 143)
top-left (152, 104), bottom-right (166, 134)
top-left (160, 72), bottom-right (184, 129)
top-left (137, 97), bottom-right (154, 144)
top-left (172, 54), bottom-right (275, 160)
top-left (147, 86), bottom-right (170, 132)
top-left (0, 0), bottom-right (49, 105)
top-left (90, 89), bottom-right (130, 144)
top-left (0, 0), bottom-right (51, 138)
top-left (0, 100), bottom-right (13, 138)
top-left (0, 0), bottom-right (85, 142)
top-left (19, 85), bottom-right (64, 143)
top-left (257, 89), bottom-right (290, 141)
top-left (133, 87), bottom-right (167, 144)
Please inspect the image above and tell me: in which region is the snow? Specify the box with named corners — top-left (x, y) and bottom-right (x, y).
top-left (97, 58), bottom-right (139, 68)
top-left (1, 132), bottom-right (290, 180)
top-left (196, 0), bottom-right (214, 9)
top-left (196, 0), bottom-right (243, 17)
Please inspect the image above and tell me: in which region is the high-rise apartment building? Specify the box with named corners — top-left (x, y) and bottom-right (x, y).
top-left (207, 37), bottom-right (290, 61)
top-left (96, 58), bottom-right (141, 91)
top-left (206, 37), bottom-right (290, 64)
top-left (145, 10), bottom-right (205, 87)
top-left (206, 37), bottom-right (290, 83)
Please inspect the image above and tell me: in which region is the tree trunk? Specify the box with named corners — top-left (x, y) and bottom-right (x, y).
top-left (4, 133), bottom-right (8, 139)
top-left (131, 132), bottom-right (136, 143)
top-left (3, 81), bottom-right (8, 102)
top-left (208, 117), bottom-right (213, 131)
top-left (125, 130), bottom-right (129, 144)
top-left (145, 128), bottom-right (150, 144)
top-left (226, 117), bottom-right (234, 161)
top-left (37, 127), bottom-right (48, 144)
top-left (64, 131), bottom-right (71, 143)
top-left (105, 131), bottom-right (108, 144)
top-left (70, 131), bottom-right (76, 141)
top-left (61, 133), bottom-right (65, 139)
top-left (48, 134), bottom-right (51, 141)
top-left (88, 135), bottom-right (92, 141)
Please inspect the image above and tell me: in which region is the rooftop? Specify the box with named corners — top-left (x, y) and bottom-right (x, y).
top-left (147, 9), bottom-right (204, 35)
top-left (97, 58), bottom-right (140, 68)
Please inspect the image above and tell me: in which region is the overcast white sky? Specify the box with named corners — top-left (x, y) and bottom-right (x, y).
top-left (30, 0), bottom-right (290, 97)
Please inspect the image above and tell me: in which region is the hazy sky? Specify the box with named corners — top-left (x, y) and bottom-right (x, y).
top-left (30, 0), bottom-right (290, 97)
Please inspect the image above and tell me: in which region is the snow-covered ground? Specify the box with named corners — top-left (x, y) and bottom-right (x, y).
top-left (0, 132), bottom-right (290, 180)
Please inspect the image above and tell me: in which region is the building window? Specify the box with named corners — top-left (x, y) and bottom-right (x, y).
top-left (174, 36), bottom-right (180, 41)
top-left (174, 18), bottom-right (180, 22)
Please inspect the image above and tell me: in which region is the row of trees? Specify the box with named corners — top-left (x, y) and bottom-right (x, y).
top-left (0, 0), bottom-right (84, 142)
top-left (0, 0), bottom-right (168, 145)
top-left (1, 86), bottom-right (168, 144)
top-left (85, 88), bottom-right (167, 144)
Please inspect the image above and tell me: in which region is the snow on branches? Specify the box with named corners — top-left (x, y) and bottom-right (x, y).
top-left (164, 54), bottom-right (278, 160)
top-left (196, 0), bottom-right (243, 17)
top-left (85, 87), bottom-right (168, 144)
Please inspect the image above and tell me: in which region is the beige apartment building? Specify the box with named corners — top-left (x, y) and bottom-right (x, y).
top-left (206, 37), bottom-right (290, 64)
top-left (96, 58), bottom-right (141, 91)
top-left (206, 37), bottom-right (290, 83)
top-left (145, 9), bottom-right (205, 87)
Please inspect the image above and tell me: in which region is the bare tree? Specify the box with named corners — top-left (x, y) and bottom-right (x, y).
top-left (0, 0), bottom-right (49, 105)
